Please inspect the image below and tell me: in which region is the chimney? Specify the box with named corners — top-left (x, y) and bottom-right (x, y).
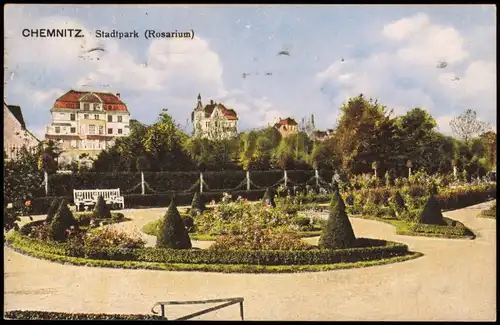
top-left (210, 100), bottom-right (214, 105)
top-left (116, 93), bottom-right (120, 98)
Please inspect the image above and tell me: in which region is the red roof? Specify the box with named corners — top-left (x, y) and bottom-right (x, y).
top-left (54, 90), bottom-right (128, 112)
top-left (199, 102), bottom-right (238, 120)
top-left (276, 117), bottom-right (298, 126)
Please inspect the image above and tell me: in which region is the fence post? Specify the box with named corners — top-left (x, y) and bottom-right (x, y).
top-left (284, 169), bottom-right (288, 188)
top-left (315, 169), bottom-right (319, 187)
top-left (200, 172), bottom-right (204, 193)
top-left (44, 171), bottom-right (49, 196)
top-left (246, 170), bottom-right (250, 191)
top-left (141, 171), bottom-right (145, 195)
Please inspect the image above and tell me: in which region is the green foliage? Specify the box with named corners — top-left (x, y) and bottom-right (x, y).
top-left (262, 187), bottom-right (276, 207)
top-left (4, 311), bottom-right (165, 320)
top-left (181, 215), bottom-right (195, 232)
top-left (293, 216), bottom-right (311, 227)
top-left (156, 199), bottom-right (192, 249)
top-left (479, 203), bottom-right (496, 218)
top-left (49, 199), bottom-right (78, 242)
top-left (46, 198), bottom-right (60, 223)
top-left (92, 196), bottom-right (111, 219)
top-left (190, 192), bottom-right (205, 216)
top-left (319, 191), bottom-right (356, 249)
top-left (418, 194), bottom-right (446, 225)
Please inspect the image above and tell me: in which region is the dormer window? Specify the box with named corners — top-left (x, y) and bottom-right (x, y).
top-left (93, 103), bottom-right (99, 111)
top-left (83, 103), bottom-right (90, 111)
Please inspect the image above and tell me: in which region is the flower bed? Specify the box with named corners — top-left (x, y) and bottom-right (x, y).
top-left (6, 227), bottom-right (411, 266)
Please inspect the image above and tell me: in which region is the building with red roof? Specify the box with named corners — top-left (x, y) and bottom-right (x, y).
top-left (273, 117), bottom-right (299, 138)
top-left (191, 94), bottom-right (238, 140)
top-left (45, 90), bottom-right (131, 165)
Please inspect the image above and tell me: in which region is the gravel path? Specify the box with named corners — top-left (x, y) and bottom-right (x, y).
top-left (4, 201), bottom-right (496, 321)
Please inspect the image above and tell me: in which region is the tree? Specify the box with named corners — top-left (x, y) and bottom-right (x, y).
top-left (156, 198), bottom-right (192, 249)
top-left (92, 196), bottom-right (111, 219)
top-left (318, 190), bottom-right (356, 249)
top-left (262, 188), bottom-right (276, 208)
top-left (450, 109), bottom-right (490, 145)
top-left (46, 197), bottom-right (61, 223)
top-left (190, 192), bottom-right (205, 216)
top-left (418, 194), bottom-right (446, 225)
top-left (50, 199), bottom-right (78, 242)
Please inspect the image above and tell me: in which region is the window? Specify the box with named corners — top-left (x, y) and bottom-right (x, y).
top-left (95, 114), bottom-right (99, 120)
top-left (99, 125), bottom-right (104, 135)
top-left (89, 125), bottom-right (96, 135)
top-left (70, 140), bottom-right (77, 148)
top-left (84, 114), bottom-right (89, 119)
top-left (118, 129), bottom-right (123, 135)
top-left (70, 113), bottom-right (76, 121)
top-left (108, 128), bottom-right (113, 135)
top-left (118, 116), bottom-right (123, 122)
top-left (55, 127), bottom-right (60, 134)
top-left (83, 103), bottom-right (90, 111)
top-left (108, 115), bottom-right (112, 122)
top-left (93, 104), bottom-right (99, 111)
top-left (70, 127), bottom-right (76, 133)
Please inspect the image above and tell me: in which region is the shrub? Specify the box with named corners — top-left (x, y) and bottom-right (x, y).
top-left (46, 198), bottom-right (60, 223)
top-left (418, 194), bottom-right (446, 225)
top-left (318, 191), bottom-right (356, 249)
top-left (156, 199), bottom-right (192, 249)
top-left (92, 196), bottom-right (111, 219)
top-left (84, 227), bottom-right (146, 249)
top-left (111, 212), bottom-right (125, 222)
top-left (190, 192), bottom-right (205, 216)
top-left (50, 199), bottom-right (78, 242)
top-left (209, 225), bottom-right (311, 251)
top-left (480, 203), bottom-right (496, 218)
top-left (262, 187), bottom-right (276, 208)
top-left (393, 191), bottom-right (407, 212)
top-left (293, 216), bottom-right (311, 227)
top-left (181, 215), bottom-right (195, 232)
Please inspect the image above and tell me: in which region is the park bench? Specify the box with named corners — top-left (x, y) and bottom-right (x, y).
top-left (73, 188), bottom-right (125, 211)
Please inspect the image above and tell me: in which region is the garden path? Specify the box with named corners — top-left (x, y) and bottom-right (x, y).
top-left (4, 200), bottom-right (496, 321)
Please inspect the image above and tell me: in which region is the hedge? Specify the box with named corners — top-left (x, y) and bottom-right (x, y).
top-left (4, 310), bottom-right (164, 320)
top-left (6, 231), bottom-right (409, 266)
top-left (410, 217), bottom-right (475, 238)
top-left (46, 170), bottom-right (321, 196)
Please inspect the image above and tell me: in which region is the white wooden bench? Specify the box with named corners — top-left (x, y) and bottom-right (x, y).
top-left (73, 188), bottom-right (125, 211)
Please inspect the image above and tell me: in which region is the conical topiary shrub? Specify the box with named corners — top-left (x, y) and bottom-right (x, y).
top-left (50, 199), bottom-right (78, 242)
top-left (262, 187), bottom-right (276, 208)
top-left (93, 195), bottom-right (111, 219)
top-left (393, 191), bottom-right (407, 212)
top-left (190, 192), bottom-right (205, 216)
top-left (418, 194), bottom-right (446, 225)
top-left (318, 190), bottom-right (356, 249)
top-left (46, 197), bottom-right (60, 223)
top-left (156, 198), bottom-right (192, 249)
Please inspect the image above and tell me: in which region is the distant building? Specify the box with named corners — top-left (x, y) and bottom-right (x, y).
top-left (311, 129), bottom-right (334, 141)
top-left (191, 94), bottom-right (238, 140)
top-left (44, 90), bottom-right (131, 165)
top-left (273, 117), bottom-right (298, 138)
top-left (4, 102), bottom-right (40, 160)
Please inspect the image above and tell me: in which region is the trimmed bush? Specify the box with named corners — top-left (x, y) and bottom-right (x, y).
top-left (262, 187), bottom-right (276, 208)
top-left (181, 215), bottom-right (195, 232)
top-left (190, 192), bottom-right (205, 216)
top-left (92, 196), bottom-right (111, 219)
top-left (4, 310), bottom-right (164, 320)
top-left (46, 197), bottom-right (60, 223)
top-left (393, 191), bottom-right (407, 211)
top-left (156, 199), bottom-right (192, 249)
top-left (319, 191), bottom-right (356, 249)
top-left (50, 199), bottom-right (78, 242)
top-left (419, 194), bottom-right (446, 225)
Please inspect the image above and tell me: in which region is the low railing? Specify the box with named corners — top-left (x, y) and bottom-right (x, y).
top-left (151, 297), bottom-right (244, 321)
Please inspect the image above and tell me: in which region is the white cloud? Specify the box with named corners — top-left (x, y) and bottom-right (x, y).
top-left (33, 88), bottom-right (65, 104)
top-left (382, 12), bottom-right (430, 41)
top-left (435, 115), bottom-right (455, 136)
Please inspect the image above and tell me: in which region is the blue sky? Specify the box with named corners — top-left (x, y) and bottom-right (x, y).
top-left (4, 4), bottom-right (496, 139)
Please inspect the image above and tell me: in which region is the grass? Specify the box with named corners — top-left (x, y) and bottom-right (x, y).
top-left (142, 219), bottom-right (324, 241)
top-left (4, 231), bottom-right (422, 274)
top-left (351, 215), bottom-right (476, 239)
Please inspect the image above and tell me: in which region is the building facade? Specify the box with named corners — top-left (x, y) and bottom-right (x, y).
top-left (191, 94), bottom-right (238, 140)
top-left (44, 90), bottom-right (130, 165)
top-left (274, 117), bottom-right (298, 138)
top-left (4, 102), bottom-right (40, 160)
top-left (311, 129), bottom-right (334, 141)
